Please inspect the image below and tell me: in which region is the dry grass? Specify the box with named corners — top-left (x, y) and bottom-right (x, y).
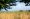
top-left (0, 11), bottom-right (30, 19)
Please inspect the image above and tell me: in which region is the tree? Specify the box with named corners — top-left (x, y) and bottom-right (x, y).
top-left (28, 10), bottom-right (30, 12)
top-left (19, 10), bottom-right (23, 12)
top-left (0, 0), bottom-right (16, 11)
top-left (10, 0), bottom-right (16, 3)
top-left (0, 0), bottom-right (10, 11)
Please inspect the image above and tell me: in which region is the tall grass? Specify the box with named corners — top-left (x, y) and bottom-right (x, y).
top-left (0, 11), bottom-right (30, 19)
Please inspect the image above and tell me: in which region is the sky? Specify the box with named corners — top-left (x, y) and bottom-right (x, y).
top-left (1, 2), bottom-right (30, 11)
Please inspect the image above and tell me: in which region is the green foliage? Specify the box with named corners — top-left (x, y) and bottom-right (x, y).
top-left (28, 10), bottom-right (30, 12)
top-left (0, 0), bottom-right (16, 9)
top-left (3, 0), bottom-right (16, 3)
top-left (10, 0), bottom-right (16, 2)
top-left (19, 10), bottom-right (23, 12)
top-left (4, 0), bottom-right (10, 3)
top-left (0, 0), bottom-right (10, 9)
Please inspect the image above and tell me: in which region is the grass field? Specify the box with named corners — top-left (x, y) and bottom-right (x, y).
top-left (0, 11), bottom-right (30, 19)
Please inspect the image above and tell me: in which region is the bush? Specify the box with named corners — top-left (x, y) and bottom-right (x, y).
top-left (28, 10), bottom-right (30, 12)
top-left (19, 10), bottom-right (23, 12)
